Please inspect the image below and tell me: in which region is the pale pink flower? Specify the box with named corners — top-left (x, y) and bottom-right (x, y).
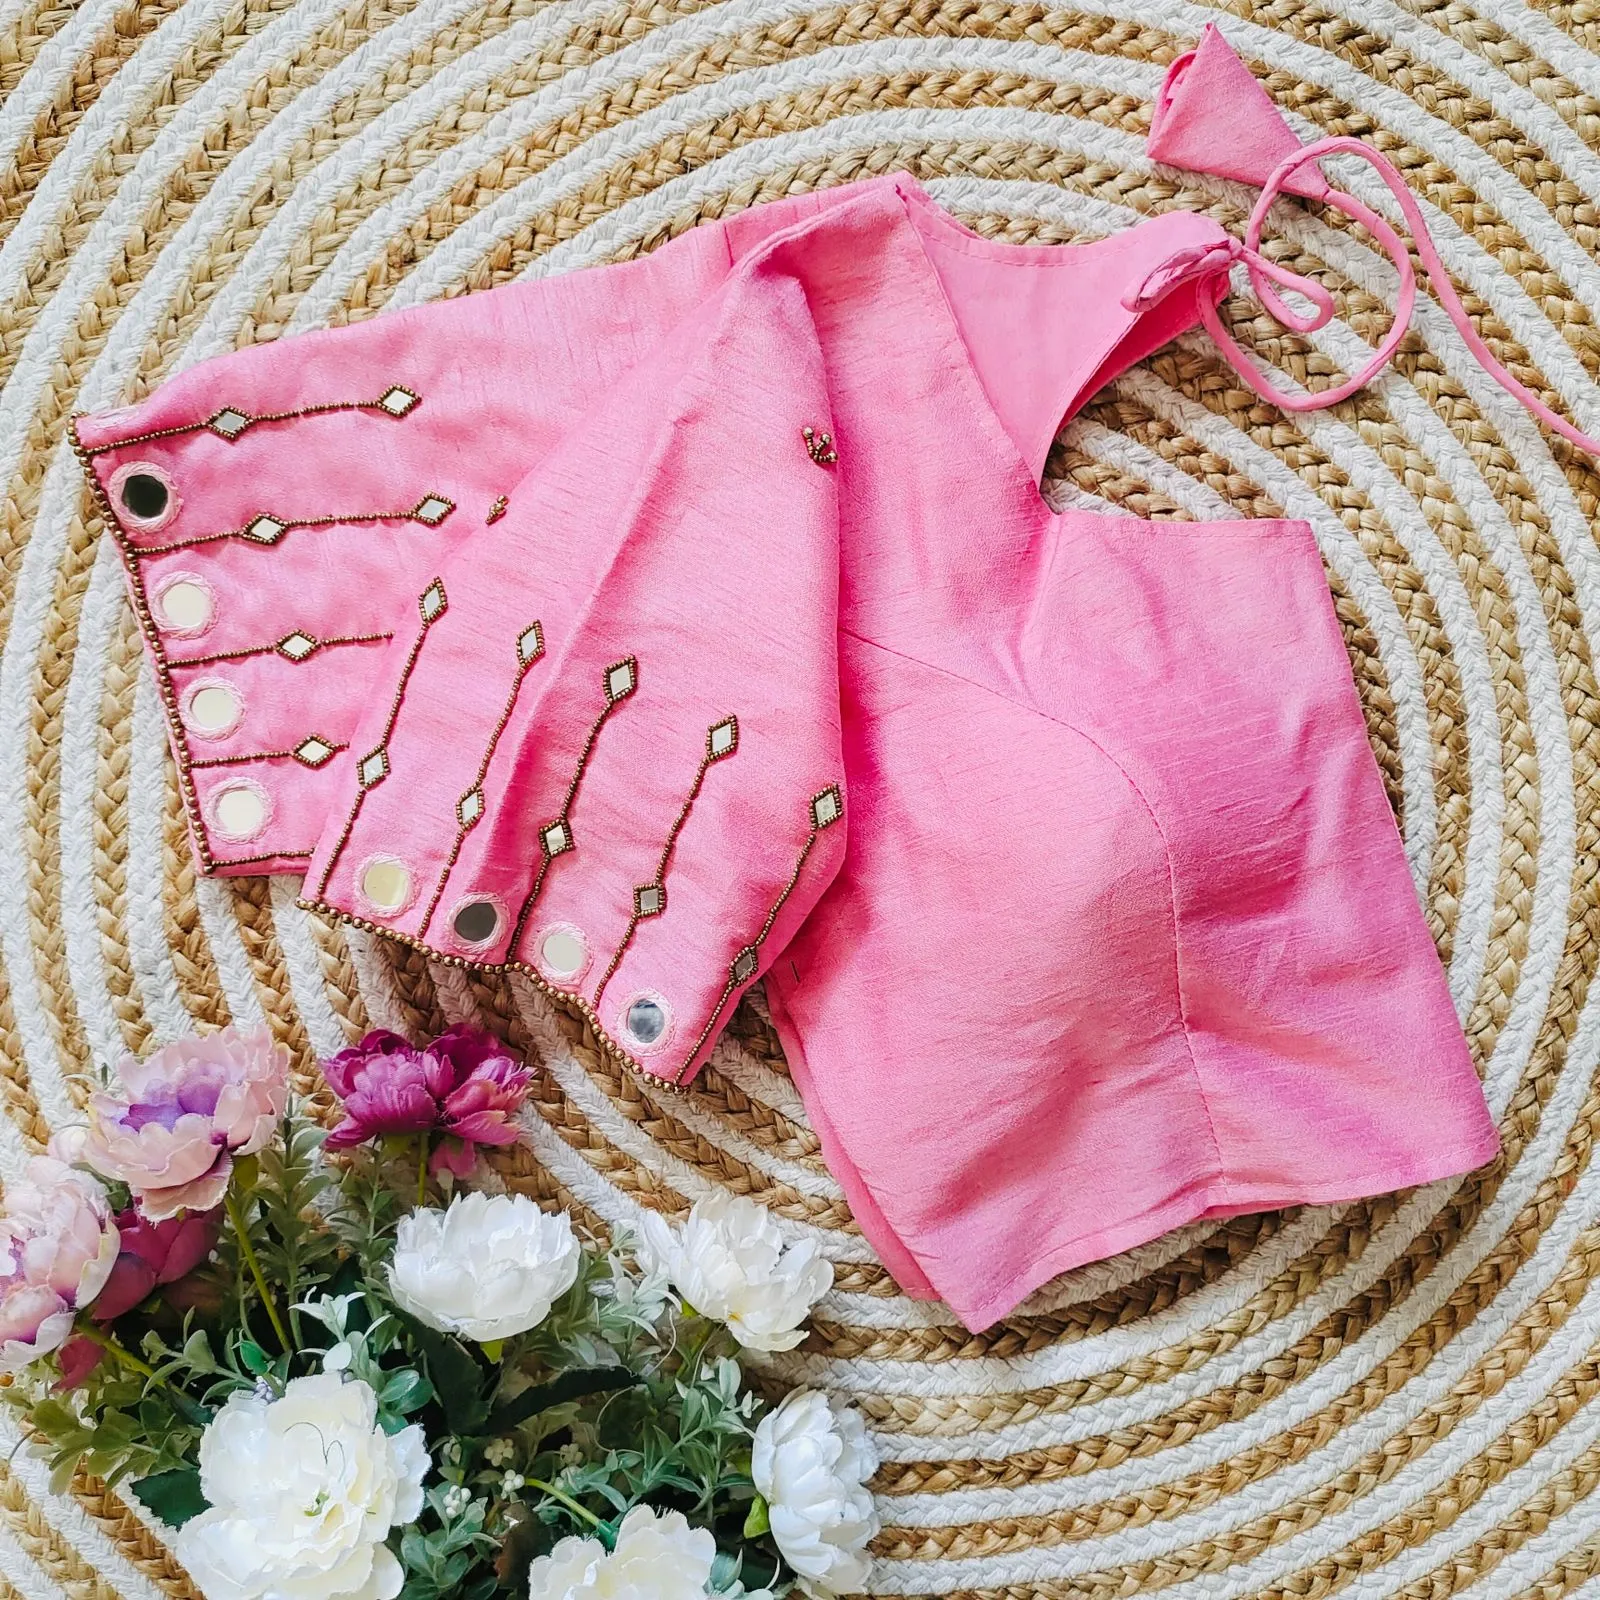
top-left (84, 1027), bottom-right (289, 1221)
top-left (0, 1157), bottom-right (118, 1375)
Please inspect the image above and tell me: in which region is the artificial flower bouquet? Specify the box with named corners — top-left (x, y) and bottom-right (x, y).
top-left (0, 1024), bottom-right (877, 1600)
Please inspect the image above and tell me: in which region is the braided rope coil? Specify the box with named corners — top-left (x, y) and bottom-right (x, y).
top-left (3, 0), bottom-right (1600, 1593)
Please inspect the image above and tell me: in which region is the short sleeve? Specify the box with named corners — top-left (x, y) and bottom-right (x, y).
top-left (300, 256), bottom-right (846, 1087)
top-left (71, 227), bottom-right (739, 873)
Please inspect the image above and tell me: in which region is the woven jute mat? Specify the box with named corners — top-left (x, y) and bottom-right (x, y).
top-left (4, 0), bottom-right (1600, 1595)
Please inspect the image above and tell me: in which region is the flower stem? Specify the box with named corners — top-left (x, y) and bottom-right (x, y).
top-left (681, 1313), bottom-right (718, 1386)
top-left (416, 1132), bottom-right (430, 1209)
top-left (225, 1188), bottom-right (291, 1352)
top-left (73, 1319), bottom-right (158, 1381)
top-left (525, 1478), bottom-right (607, 1534)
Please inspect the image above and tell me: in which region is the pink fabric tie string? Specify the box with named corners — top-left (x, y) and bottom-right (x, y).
top-left (1145, 23), bottom-right (1600, 453)
top-left (1121, 233), bottom-right (1340, 346)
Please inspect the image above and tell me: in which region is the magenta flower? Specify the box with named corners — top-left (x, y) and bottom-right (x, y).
top-left (322, 1026), bottom-right (533, 1173)
top-left (0, 1156), bottom-right (119, 1375)
top-left (54, 1335), bottom-right (104, 1391)
top-left (94, 1205), bottom-right (224, 1322)
top-left (83, 1027), bottom-right (290, 1221)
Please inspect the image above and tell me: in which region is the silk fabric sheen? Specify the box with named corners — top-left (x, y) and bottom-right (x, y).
top-left (77, 175), bottom-right (1497, 1329)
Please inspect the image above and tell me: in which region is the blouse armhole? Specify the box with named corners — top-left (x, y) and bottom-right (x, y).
top-left (916, 223), bottom-right (1209, 484)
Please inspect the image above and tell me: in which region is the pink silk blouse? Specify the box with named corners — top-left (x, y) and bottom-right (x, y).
top-left (75, 172), bottom-right (1499, 1330)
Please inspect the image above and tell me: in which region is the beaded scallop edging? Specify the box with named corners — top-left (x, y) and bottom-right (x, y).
top-left (71, 415), bottom-right (238, 876)
top-left (296, 893), bottom-right (689, 1093)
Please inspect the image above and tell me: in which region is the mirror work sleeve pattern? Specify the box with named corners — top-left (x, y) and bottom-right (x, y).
top-left (75, 164), bottom-right (1501, 1331)
top-left (297, 260), bottom-right (848, 1087)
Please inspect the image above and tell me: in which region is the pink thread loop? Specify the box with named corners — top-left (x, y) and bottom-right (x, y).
top-left (1124, 238), bottom-right (1336, 333)
top-left (1199, 136), bottom-right (1417, 412)
top-left (1200, 134), bottom-right (1600, 450)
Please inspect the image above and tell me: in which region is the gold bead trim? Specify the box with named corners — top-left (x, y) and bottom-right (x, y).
top-left (671, 783), bottom-right (843, 1083)
top-left (129, 492), bottom-right (456, 558)
top-left (294, 892), bottom-right (686, 1095)
top-left (416, 619), bottom-right (547, 941)
top-left (310, 577), bottom-right (449, 902)
top-left (217, 848), bottom-right (313, 869)
top-left (71, 415), bottom-right (413, 876)
top-left (507, 656), bottom-right (639, 956)
top-left (69, 417), bottom-right (229, 872)
top-left (175, 629), bottom-right (394, 667)
top-left (189, 737), bottom-right (349, 771)
top-left (803, 423), bottom-right (838, 463)
top-left (591, 715), bottom-right (740, 1009)
top-left (78, 384), bottom-right (422, 455)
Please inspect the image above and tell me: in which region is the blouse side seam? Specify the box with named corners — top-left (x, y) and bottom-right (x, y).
top-left (839, 623), bottom-right (1231, 1191)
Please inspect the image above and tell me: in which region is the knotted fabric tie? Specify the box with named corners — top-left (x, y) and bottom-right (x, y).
top-left (1122, 234), bottom-right (1340, 351)
top-left (1144, 24), bottom-right (1600, 453)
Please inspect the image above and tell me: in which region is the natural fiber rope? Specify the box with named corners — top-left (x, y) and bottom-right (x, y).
top-left (3, 0), bottom-right (1600, 1594)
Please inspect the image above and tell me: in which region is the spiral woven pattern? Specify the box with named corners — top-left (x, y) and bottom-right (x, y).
top-left (4, 0), bottom-right (1600, 1595)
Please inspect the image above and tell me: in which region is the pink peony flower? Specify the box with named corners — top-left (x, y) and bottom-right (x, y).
top-left (94, 1205), bottom-right (224, 1322)
top-left (83, 1027), bottom-right (290, 1221)
top-left (322, 1026), bottom-right (532, 1172)
top-left (0, 1157), bottom-right (119, 1375)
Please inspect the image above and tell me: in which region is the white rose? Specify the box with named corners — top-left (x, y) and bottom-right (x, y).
top-left (173, 1372), bottom-right (427, 1600)
top-left (637, 1194), bottom-right (831, 1352)
top-left (752, 1389), bottom-right (878, 1595)
top-left (527, 1504), bottom-right (713, 1600)
top-left (388, 1192), bottom-right (580, 1342)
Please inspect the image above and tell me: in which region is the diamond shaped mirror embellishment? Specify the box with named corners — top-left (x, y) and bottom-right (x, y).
top-left (419, 580), bottom-right (447, 623)
top-left (517, 622), bottom-right (544, 668)
top-left (811, 786), bottom-right (843, 830)
top-left (379, 386), bottom-right (420, 417)
top-left (541, 819), bottom-right (573, 857)
top-left (277, 631), bottom-right (317, 662)
top-left (604, 658), bottom-right (637, 705)
top-left (357, 748), bottom-right (389, 789)
top-left (207, 407), bottom-right (251, 440)
top-left (244, 514), bottom-right (288, 545)
top-left (731, 946), bottom-right (760, 985)
top-left (707, 718), bottom-right (738, 761)
top-left (634, 884), bottom-right (665, 919)
top-left (412, 494), bottom-right (454, 526)
top-left (293, 736), bottom-right (337, 768)
top-left (457, 789), bottom-right (485, 829)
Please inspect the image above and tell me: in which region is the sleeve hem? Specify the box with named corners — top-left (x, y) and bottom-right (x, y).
top-left (295, 895), bottom-right (720, 1092)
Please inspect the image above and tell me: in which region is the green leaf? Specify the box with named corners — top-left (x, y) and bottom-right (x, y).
top-left (399, 1527), bottom-right (431, 1572)
top-left (484, 1366), bottom-right (636, 1435)
top-left (710, 1550), bottom-right (745, 1594)
top-left (179, 1329), bottom-right (223, 1373)
top-left (164, 1386), bottom-right (215, 1430)
top-left (379, 1369), bottom-right (433, 1414)
top-left (237, 1341), bottom-right (271, 1376)
top-left (393, 1312), bottom-right (490, 1434)
top-left (48, 1453), bottom-right (79, 1498)
top-left (131, 1468), bottom-right (209, 1529)
top-left (28, 1399), bottom-right (81, 1439)
top-left (742, 1493), bottom-right (770, 1538)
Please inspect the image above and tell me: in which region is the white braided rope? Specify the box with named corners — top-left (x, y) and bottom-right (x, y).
top-left (2, 0), bottom-right (1598, 1593)
top-left (0, 1417), bottom-right (169, 1600)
